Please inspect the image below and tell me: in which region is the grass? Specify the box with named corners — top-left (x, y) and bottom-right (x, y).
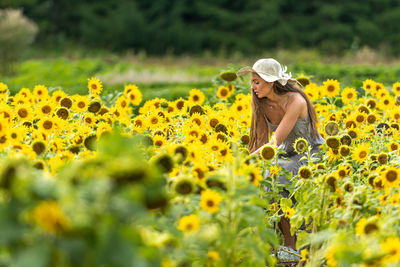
top-left (3, 45), bottom-right (400, 101)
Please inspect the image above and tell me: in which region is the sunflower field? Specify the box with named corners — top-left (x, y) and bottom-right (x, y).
top-left (1, 67), bottom-right (400, 267)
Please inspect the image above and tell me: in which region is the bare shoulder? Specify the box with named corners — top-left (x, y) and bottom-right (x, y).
top-left (287, 93), bottom-right (306, 107)
top-left (285, 93), bottom-right (308, 118)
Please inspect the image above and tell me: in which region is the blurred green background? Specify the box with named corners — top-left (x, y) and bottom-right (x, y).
top-left (2, 0), bottom-right (400, 100)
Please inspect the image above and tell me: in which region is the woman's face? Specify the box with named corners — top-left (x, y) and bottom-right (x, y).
top-left (251, 73), bottom-right (274, 98)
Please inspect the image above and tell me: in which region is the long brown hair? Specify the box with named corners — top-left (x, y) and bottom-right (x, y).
top-left (248, 80), bottom-right (319, 153)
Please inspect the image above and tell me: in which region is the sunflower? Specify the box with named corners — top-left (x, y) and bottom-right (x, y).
top-left (51, 90), bottom-right (67, 104)
top-left (55, 107), bottom-right (69, 120)
top-left (325, 174), bottom-right (337, 191)
top-left (343, 181), bottom-right (354, 192)
top-left (173, 97), bottom-right (187, 113)
top-left (296, 74), bottom-right (311, 87)
top-left (381, 237), bottom-right (400, 264)
top-left (347, 127), bottom-right (361, 139)
top-left (8, 126), bottom-right (26, 145)
top-left (189, 112), bottom-right (206, 127)
top-left (0, 134), bottom-right (9, 150)
top-left (72, 95), bottom-right (89, 112)
top-left (192, 163), bottom-right (208, 181)
top-left (60, 97), bottom-right (73, 109)
top-left (326, 136), bottom-right (340, 149)
top-left (378, 95), bottom-right (395, 110)
top-left (219, 71), bottom-right (237, 82)
top-left (381, 166), bottom-right (400, 187)
top-left (354, 112), bottom-right (366, 125)
top-left (366, 98), bottom-right (377, 109)
top-left (88, 99), bottom-right (102, 113)
top-left (32, 200), bottom-right (70, 234)
top-left (15, 104), bottom-right (34, 122)
top-left (153, 134), bottom-right (167, 148)
top-left (363, 79), bottom-right (375, 92)
top-left (325, 121), bottom-right (339, 136)
top-left (344, 117), bottom-right (357, 129)
top-left (38, 117), bottom-right (56, 134)
top-left (367, 113), bottom-right (377, 124)
top-left (304, 83), bottom-right (320, 101)
top-left (200, 189), bottom-right (223, 214)
top-left (227, 83), bottom-right (235, 93)
top-left (177, 214), bottom-right (200, 233)
top-left (341, 87), bottom-right (357, 104)
top-left (355, 217), bottom-right (379, 236)
top-left (88, 77), bottom-right (103, 96)
top-left (146, 114), bottom-right (164, 130)
top-left (217, 86), bottom-right (230, 100)
top-left (294, 137), bottom-right (308, 154)
top-left (36, 101), bottom-right (55, 117)
top-left (83, 113), bottom-right (96, 127)
top-left (322, 79), bottom-right (340, 97)
top-left (387, 141), bottom-right (399, 152)
top-left (32, 85), bottom-right (49, 101)
top-left (298, 166), bottom-right (312, 179)
top-left (392, 82), bottom-right (400, 96)
top-left (125, 84), bottom-right (143, 106)
top-left (260, 145), bottom-right (276, 160)
top-left (352, 143), bottom-right (370, 164)
top-left (189, 105), bottom-right (205, 116)
top-left (337, 165), bottom-right (350, 178)
top-left (377, 152), bottom-right (388, 165)
top-left (339, 145), bottom-right (351, 157)
top-left (173, 175), bottom-right (195, 195)
top-left (32, 140), bottom-right (46, 155)
top-left (188, 89), bottom-right (205, 106)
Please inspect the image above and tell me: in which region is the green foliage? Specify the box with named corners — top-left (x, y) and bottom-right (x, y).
top-left (0, 133), bottom-right (168, 267)
top-left (0, 9), bottom-right (38, 75)
top-left (4, 0), bottom-right (400, 55)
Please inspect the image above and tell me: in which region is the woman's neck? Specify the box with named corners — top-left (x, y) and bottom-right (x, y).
top-left (267, 92), bottom-right (290, 104)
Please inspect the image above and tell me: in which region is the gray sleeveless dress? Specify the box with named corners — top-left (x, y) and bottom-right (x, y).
top-left (263, 114), bottom-right (325, 185)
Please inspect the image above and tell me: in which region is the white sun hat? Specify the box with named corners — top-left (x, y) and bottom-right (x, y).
top-left (237, 58), bottom-right (300, 86)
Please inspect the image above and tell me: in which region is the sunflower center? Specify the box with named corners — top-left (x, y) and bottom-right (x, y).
top-left (327, 85), bottom-right (335, 92)
top-left (42, 105), bottom-right (51, 114)
top-left (0, 135), bottom-right (7, 144)
top-left (61, 98), bottom-right (73, 108)
top-left (176, 100), bottom-right (184, 110)
top-left (185, 223), bottom-right (193, 231)
top-left (193, 95), bottom-right (199, 101)
top-left (386, 170), bottom-right (398, 182)
top-left (206, 200), bottom-right (215, 207)
top-left (151, 118), bottom-right (158, 124)
top-left (32, 141), bottom-right (46, 155)
top-left (364, 223), bottom-right (378, 234)
top-left (220, 89), bottom-right (228, 96)
top-left (359, 151), bottom-right (367, 159)
top-left (210, 118), bottom-right (219, 128)
top-left (43, 120), bottom-right (53, 130)
top-left (154, 140), bottom-right (163, 147)
top-left (56, 108), bottom-right (69, 120)
top-left (347, 93), bottom-right (353, 98)
top-left (18, 108), bottom-right (28, 118)
top-left (211, 145), bottom-right (219, 151)
top-left (193, 118), bottom-right (201, 126)
top-left (78, 101), bottom-right (86, 109)
top-left (91, 84), bottom-right (97, 90)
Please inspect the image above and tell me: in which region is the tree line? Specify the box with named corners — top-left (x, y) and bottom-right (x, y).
top-left (2, 0), bottom-right (400, 55)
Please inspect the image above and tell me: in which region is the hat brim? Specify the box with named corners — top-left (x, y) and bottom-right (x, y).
top-left (237, 66), bottom-right (278, 82)
top-left (236, 66), bottom-right (254, 77)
